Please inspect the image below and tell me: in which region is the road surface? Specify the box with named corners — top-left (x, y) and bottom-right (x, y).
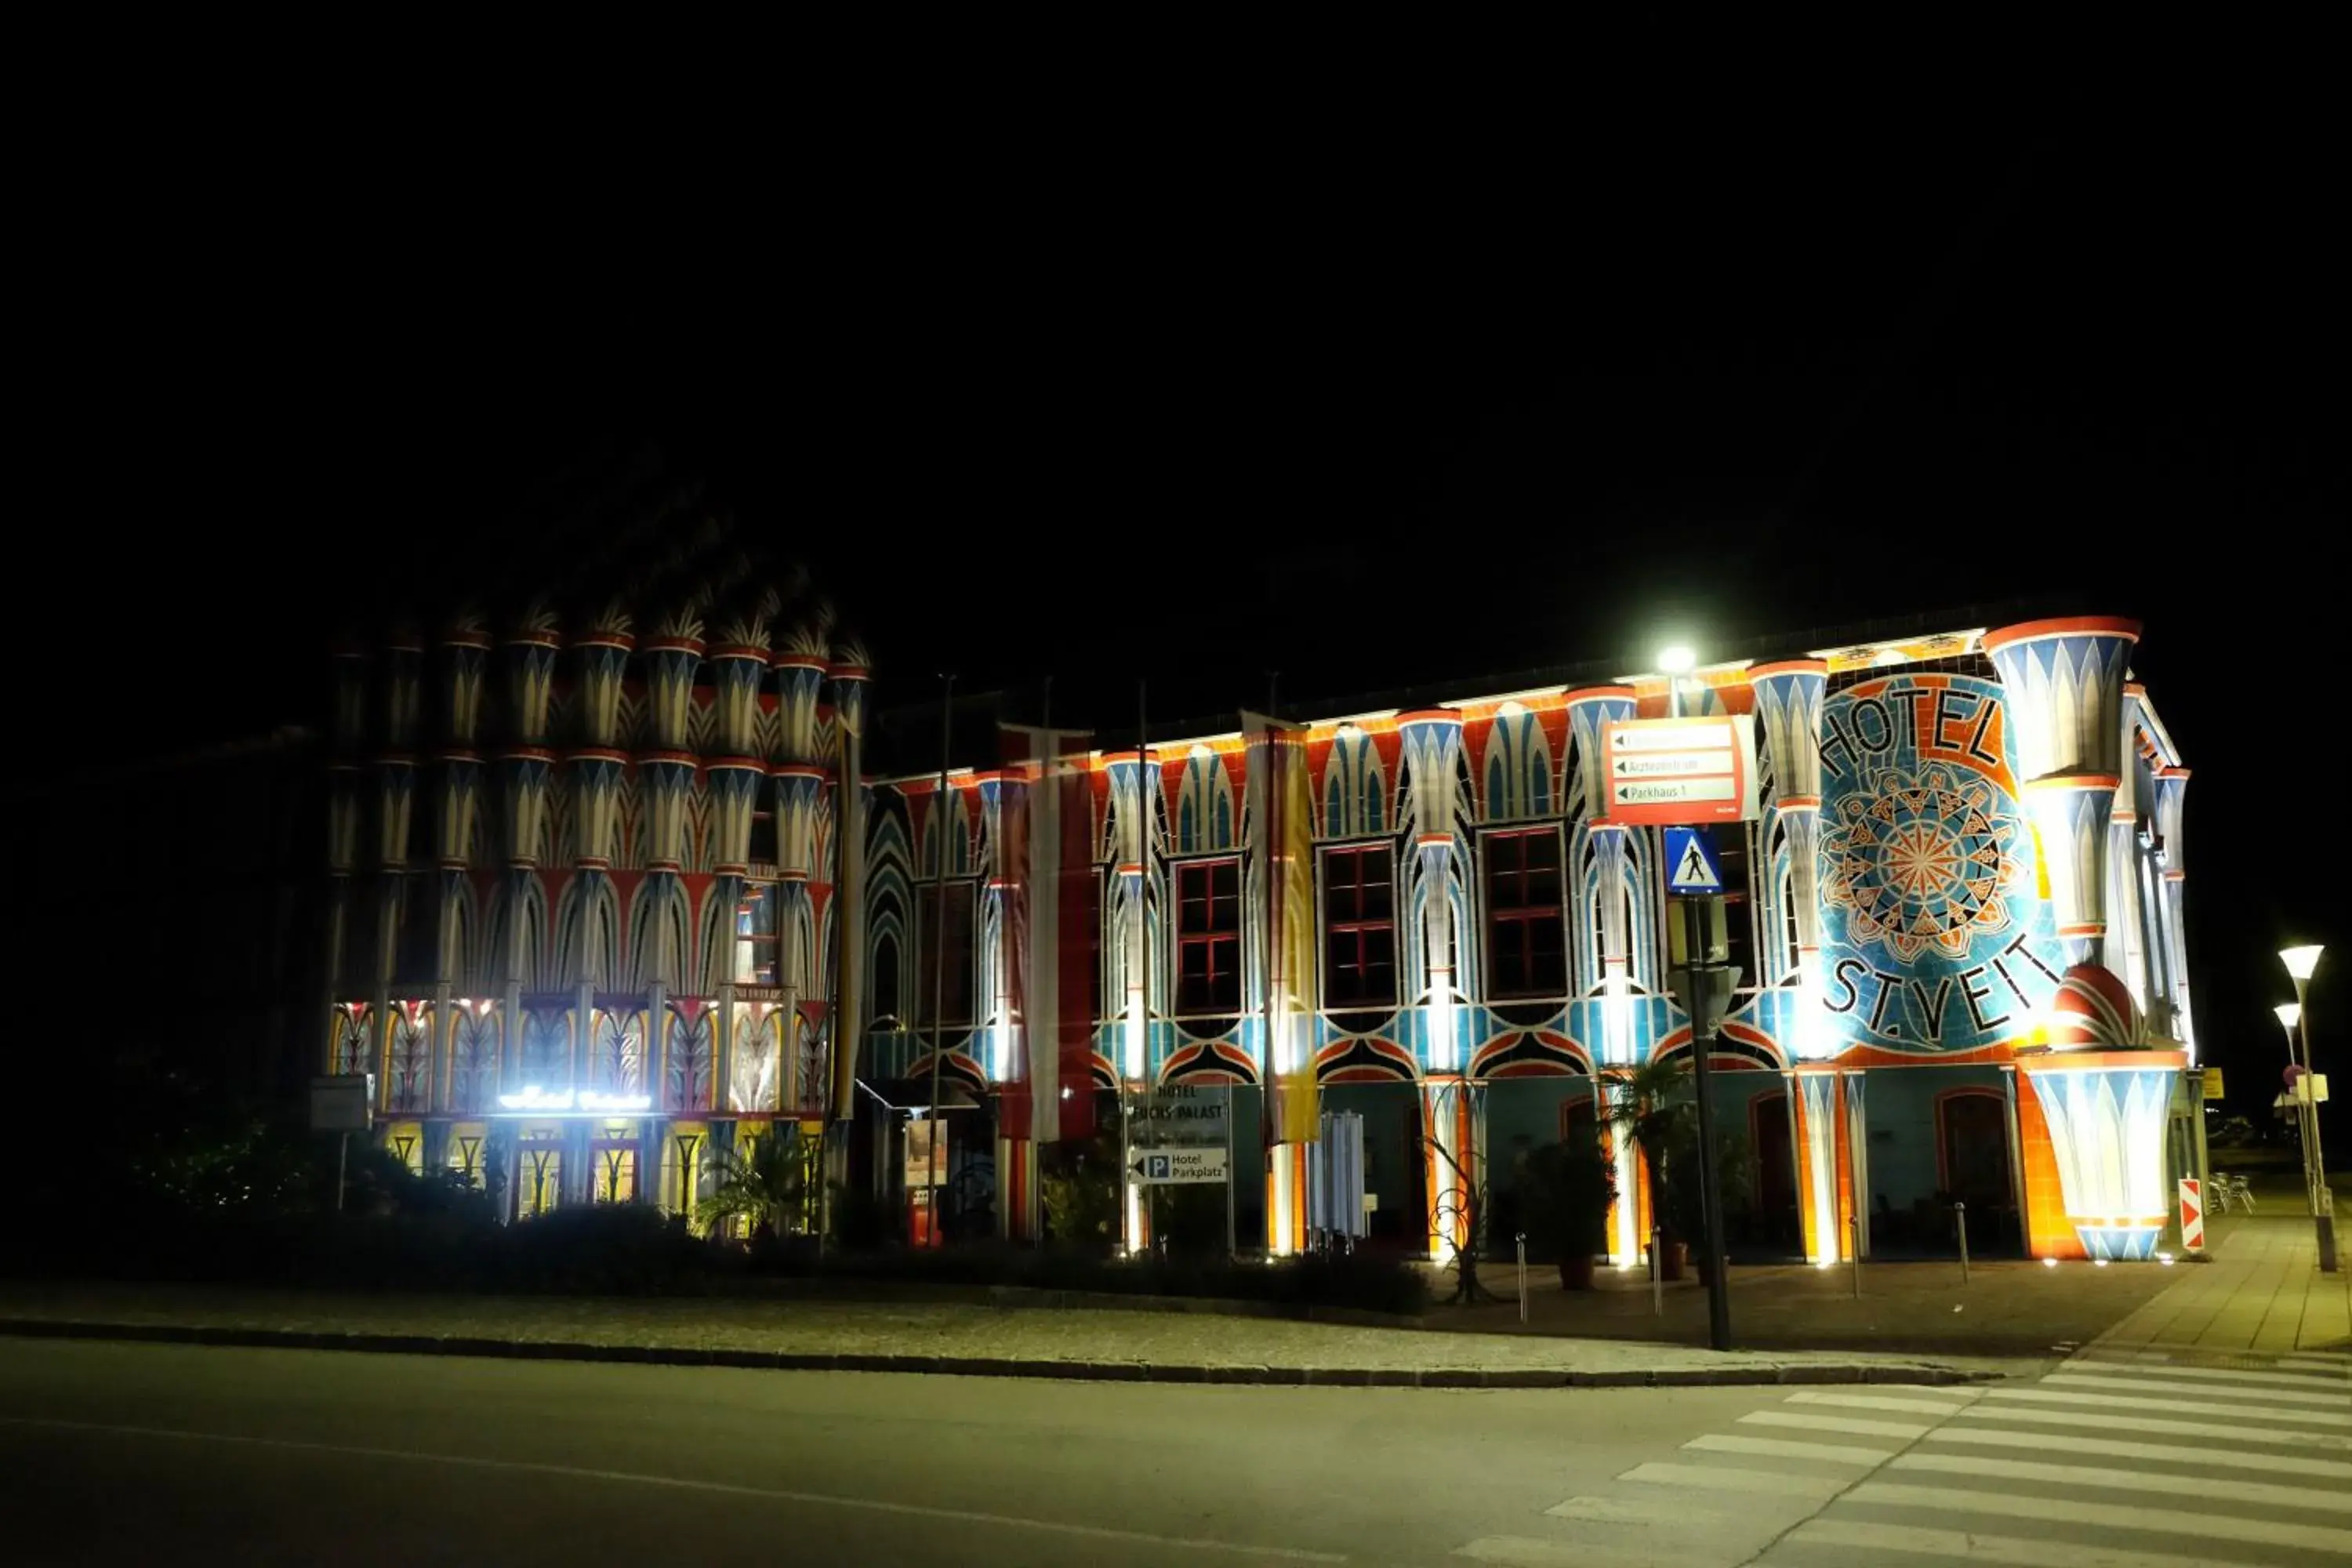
top-left (0, 1338), bottom-right (2343, 1566)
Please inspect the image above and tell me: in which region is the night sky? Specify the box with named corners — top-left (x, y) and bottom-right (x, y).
top-left (25, 125), bottom-right (2340, 1127)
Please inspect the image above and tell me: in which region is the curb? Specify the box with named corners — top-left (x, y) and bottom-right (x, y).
top-left (0, 1318), bottom-right (1999, 1388)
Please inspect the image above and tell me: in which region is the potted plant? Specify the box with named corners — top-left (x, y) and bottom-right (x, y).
top-left (1521, 1133), bottom-right (1617, 1289)
top-left (1663, 1118), bottom-right (1756, 1286)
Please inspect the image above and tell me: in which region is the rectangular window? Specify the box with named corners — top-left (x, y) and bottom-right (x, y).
top-left (734, 883), bottom-right (779, 986)
top-left (1322, 844), bottom-right (1396, 1009)
top-left (394, 871), bottom-right (439, 986)
top-left (1483, 827), bottom-right (1566, 999)
top-left (915, 881), bottom-right (976, 1025)
top-left (1175, 858), bottom-right (1242, 1014)
top-left (748, 808), bottom-right (779, 868)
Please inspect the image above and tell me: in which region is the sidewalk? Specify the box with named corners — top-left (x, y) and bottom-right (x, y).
top-left (0, 1279), bottom-right (2017, 1388)
top-left (2092, 1206), bottom-right (2352, 1356)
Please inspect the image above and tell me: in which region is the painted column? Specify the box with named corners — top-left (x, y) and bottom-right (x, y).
top-left (708, 641), bottom-right (768, 759)
top-left (573, 619), bottom-right (634, 751)
top-left (372, 737), bottom-right (416, 1105)
top-left (1842, 1069), bottom-right (1870, 1260)
top-left (1748, 662), bottom-right (1831, 1058)
top-left (1791, 1066), bottom-right (1847, 1265)
top-left (2153, 768), bottom-right (2192, 1053)
top-left (976, 771), bottom-right (1030, 1240)
top-left (1399, 710), bottom-right (1468, 1263)
top-left (771, 761), bottom-right (824, 1106)
top-left (1566, 687), bottom-right (1642, 1263)
top-left (435, 748), bottom-right (481, 985)
top-left (825, 652), bottom-right (871, 1146)
top-left (1105, 751), bottom-right (1153, 1254)
top-left (1983, 617), bottom-right (2140, 972)
top-left (641, 625), bottom-right (704, 757)
top-left (640, 750), bottom-right (695, 982)
top-left (567, 747), bottom-right (626, 988)
top-left (2107, 686), bottom-right (2150, 1011)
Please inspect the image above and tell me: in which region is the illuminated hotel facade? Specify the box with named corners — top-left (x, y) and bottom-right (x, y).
top-left (329, 607), bottom-right (2200, 1265)
top-left (858, 615), bottom-right (2199, 1265)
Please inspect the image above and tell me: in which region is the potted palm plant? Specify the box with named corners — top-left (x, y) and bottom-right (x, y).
top-left (1604, 1056), bottom-right (1694, 1279)
top-left (700, 1127), bottom-right (814, 1254)
top-left (1520, 1132), bottom-right (1617, 1289)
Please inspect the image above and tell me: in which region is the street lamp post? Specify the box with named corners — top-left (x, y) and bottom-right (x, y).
top-left (1659, 645), bottom-right (1733, 1351)
top-left (2279, 944), bottom-right (2336, 1273)
top-left (2275, 1001), bottom-right (2314, 1217)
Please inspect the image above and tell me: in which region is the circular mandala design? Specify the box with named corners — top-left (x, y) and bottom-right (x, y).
top-left (1822, 762), bottom-right (2024, 963)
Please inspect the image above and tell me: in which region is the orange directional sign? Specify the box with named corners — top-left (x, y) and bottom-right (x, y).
top-left (1601, 715), bottom-right (1759, 826)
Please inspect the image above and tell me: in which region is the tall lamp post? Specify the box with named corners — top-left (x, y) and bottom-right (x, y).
top-left (2275, 1001), bottom-right (2314, 1217)
top-left (2280, 945), bottom-right (2336, 1272)
top-left (1659, 644), bottom-right (1733, 1351)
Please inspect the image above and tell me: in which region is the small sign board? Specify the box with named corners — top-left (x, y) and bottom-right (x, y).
top-left (904, 1117), bottom-right (946, 1191)
top-left (2200, 1066), bottom-right (2224, 1099)
top-left (310, 1073), bottom-right (374, 1133)
top-left (1664, 826), bottom-right (1726, 894)
top-left (1134, 1085), bottom-right (1229, 1147)
top-left (2179, 1178), bottom-right (2204, 1253)
top-left (1601, 715), bottom-right (1759, 826)
top-left (1132, 1147), bottom-right (1228, 1184)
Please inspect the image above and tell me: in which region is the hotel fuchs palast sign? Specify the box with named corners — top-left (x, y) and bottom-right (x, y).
top-left (1600, 715), bottom-right (1760, 826)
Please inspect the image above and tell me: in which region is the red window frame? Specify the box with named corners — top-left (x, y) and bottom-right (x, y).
top-left (1174, 858), bottom-right (1242, 1014)
top-left (1321, 843), bottom-right (1396, 1009)
top-left (1483, 826), bottom-right (1566, 999)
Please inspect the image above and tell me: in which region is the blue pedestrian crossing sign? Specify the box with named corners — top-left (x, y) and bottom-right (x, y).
top-left (1664, 826), bottom-right (1725, 894)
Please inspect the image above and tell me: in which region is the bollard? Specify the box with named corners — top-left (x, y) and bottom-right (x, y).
top-left (1651, 1224), bottom-right (1664, 1316)
top-left (1955, 1200), bottom-right (1970, 1285)
top-left (1515, 1232), bottom-right (1529, 1324)
top-left (1849, 1214), bottom-right (1863, 1299)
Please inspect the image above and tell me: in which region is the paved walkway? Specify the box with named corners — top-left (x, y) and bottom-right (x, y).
top-left (2095, 1207), bottom-right (2352, 1357)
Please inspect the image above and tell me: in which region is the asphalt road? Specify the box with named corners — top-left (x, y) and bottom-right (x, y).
top-left (2, 1339), bottom-right (2344, 1567)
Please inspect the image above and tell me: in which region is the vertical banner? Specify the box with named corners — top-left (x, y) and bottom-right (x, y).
top-left (829, 710), bottom-right (866, 1120)
top-left (1001, 724), bottom-right (1099, 1144)
top-left (1247, 712), bottom-right (1319, 1147)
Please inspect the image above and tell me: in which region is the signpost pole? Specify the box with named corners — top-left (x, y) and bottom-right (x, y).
top-left (1682, 894), bottom-right (1733, 1352)
top-left (336, 1131), bottom-right (349, 1214)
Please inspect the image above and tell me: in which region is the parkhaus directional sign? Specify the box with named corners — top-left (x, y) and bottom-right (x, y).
top-left (1601, 715), bottom-right (1759, 826)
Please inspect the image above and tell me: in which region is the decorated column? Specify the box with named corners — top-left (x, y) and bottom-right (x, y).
top-left (1986, 616), bottom-right (2183, 1260)
top-left (2154, 767), bottom-right (2192, 1051)
top-left (1399, 710), bottom-right (1467, 1262)
top-left (1566, 687), bottom-right (1642, 1264)
top-left (1984, 617), bottom-right (2139, 969)
top-left (1748, 661), bottom-right (1831, 1054)
top-left (975, 771), bottom-right (1032, 1239)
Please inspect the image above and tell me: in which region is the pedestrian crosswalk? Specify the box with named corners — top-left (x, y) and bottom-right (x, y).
top-left (1450, 1347), bottom-right (2352, 1566)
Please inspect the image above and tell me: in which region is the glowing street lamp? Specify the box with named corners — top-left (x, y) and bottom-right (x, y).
top-left (2278, 943), bottom-right (2336, 1272)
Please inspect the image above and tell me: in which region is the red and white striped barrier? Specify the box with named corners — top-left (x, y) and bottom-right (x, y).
top-left (2179, 1177), bottom-right (2204, 1252)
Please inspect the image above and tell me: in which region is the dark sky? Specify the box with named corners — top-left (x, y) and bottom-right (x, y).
top-left (25, 122), bottom-right (2342, 1115)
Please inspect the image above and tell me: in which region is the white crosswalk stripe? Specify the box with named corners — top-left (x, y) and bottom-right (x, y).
top-left (2063, 1359), bottom-right (2352, 1390)
top-left (1985, 1384), bottom-right (2352, 1425)
top-left (1684, 1432), bottom-right (1893, 1465)
top-left (1783, 1517), bottom-right (2276, 1568)
top-left (2039, 1370), bottom-right (2351, 1406)
top-left (1949, 1399), bottom-right (2352, 1451)
top-left (1922, 1421), bottom-right (2352, 1478)
top-left (1455, 1349), bottom-right (2352, 1568)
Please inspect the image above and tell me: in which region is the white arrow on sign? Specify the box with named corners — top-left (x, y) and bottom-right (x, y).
top-left (1611, 723), bottom-right (1734, 752)
top-left (1612, 777), bottom-right (1738, 806)
top-left (1613, 751), bottom-right (1730, 778)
